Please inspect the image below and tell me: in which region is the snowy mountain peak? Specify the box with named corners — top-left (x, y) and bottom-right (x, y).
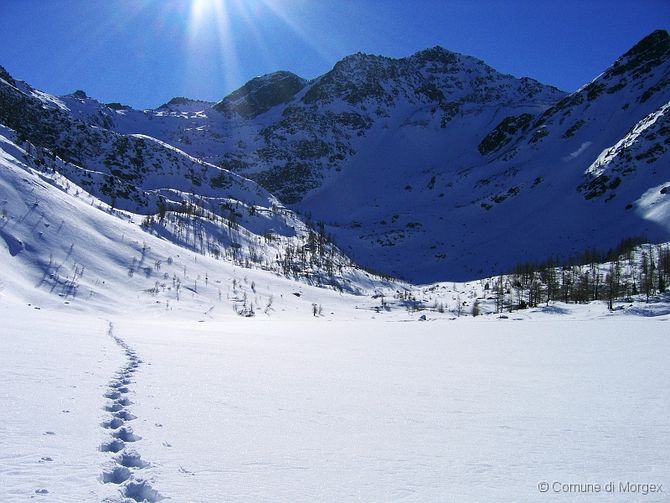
top-left (302, 44), bottom-right (564, 110)
top-left (409, 45), bottom-right (476, 70)
top-left (301, 53), bottom-right (394, 105)
top-left (412, 45), bottom-right (455, 59)
top-left (214, 70), bottom-right (307, 118)
top-left (335, 51), bottom-right (391, 67)
top-left (158, 96), bottom-right (214, 110)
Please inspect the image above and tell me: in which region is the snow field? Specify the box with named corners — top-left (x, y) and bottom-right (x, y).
top-left (114, 317), bottom-right (669, 502)
top-left (0, 307), bottom-right (122, 502)
top-left (1, 288), bottom-right (669, 502)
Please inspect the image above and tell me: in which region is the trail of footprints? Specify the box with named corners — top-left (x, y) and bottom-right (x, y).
top-left (100, 323), bottom-right (163, 502)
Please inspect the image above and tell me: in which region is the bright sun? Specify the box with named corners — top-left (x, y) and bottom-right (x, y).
top-left (189, 0), bottom-right (227, 27)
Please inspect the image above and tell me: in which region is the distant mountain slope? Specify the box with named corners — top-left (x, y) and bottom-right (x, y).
top-left (0, 71), bottom-right (267, 215)
top-left (0, 71), bottom-right (378, 292)
top-left (51, 45), bottom-right (565, 206)
top-left (3, 31), bottom-right (669, 283)
top-left (296, 31), bottom-right (670, 281)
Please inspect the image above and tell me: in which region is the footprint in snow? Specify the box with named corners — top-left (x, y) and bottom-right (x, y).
top-left (99, 439), bottom-right (125, 453)
top-left (102, 323), bottom-right (163, 500)
top-left (113, 410), bottom-right (137, 421)
top-left (104, 402), bottom-right (124, 413)
top-left (114, 397), bottom-right (133, 407)
top-left (101, 417), bottom-right (125, 430)
top-left (111, 378), bottom-right (132, 387)
top-left (112, 427), bottom-right (142, 443)
top-left (100, 466), bottom-right (131, 484)
top-left (123, 479), bottom-right (163, 502)
top-left (116, 451), bottom-right (150, 469)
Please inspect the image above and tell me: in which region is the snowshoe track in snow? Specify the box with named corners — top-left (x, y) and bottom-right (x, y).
top-left (100, 323), bottom-right (163, 502)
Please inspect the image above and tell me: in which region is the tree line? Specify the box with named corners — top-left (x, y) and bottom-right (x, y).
top-left (490, 237), bottom-right (669, 313)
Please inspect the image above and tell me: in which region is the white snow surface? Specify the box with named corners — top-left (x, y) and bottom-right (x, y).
top-left (1, 310), bottom-right (123, 502)
top-left (2, 305), bottom-right (669, 502)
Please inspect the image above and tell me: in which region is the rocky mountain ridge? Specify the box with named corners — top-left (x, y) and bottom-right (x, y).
top-left (2, 30), bottom-right (669, 282)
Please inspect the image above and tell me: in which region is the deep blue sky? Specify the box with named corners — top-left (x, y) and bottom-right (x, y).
top-left (0, 0), bottom-right (668, 109)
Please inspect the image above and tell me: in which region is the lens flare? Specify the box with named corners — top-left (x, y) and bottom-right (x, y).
top-left (182, 0), bottom-right (334, 97)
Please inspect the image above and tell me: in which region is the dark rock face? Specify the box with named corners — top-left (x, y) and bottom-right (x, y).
top-left (214, 71), bottom-right (306, 118)
top-left (479, 113), bottom-right (534, 155)
top-left (610, 30), bottom-right (670, 79)
top-left (0, 65), bottom-right (16, 87)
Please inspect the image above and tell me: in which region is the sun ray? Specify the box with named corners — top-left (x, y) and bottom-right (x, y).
top-left (212, 0), bottom-right (243, 91)
top-left (56, 1), bottom-right (157, 91)
top-left (255, 0), bottom-right (342, 66)
top-left (183, 0), bottom-right (242, 96)
top-left (227, 0), bottom-right (276, 71)
top-left (180, 0), bottom-right (341, 99)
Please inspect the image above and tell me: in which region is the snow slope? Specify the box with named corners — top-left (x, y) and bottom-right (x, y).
top-left (0, 126), bottom-right (398, 318)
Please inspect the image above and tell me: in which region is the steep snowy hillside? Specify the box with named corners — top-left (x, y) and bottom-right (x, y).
top-left (0, 124), bottom-right (396, 319)
top-left (0, 72), bottom-right (267, 218)
top-left (0, 67), bottom-right (390, 292)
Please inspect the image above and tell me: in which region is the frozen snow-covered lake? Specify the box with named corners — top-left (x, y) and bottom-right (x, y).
top-left (1, 307), bottom-right (668, 502)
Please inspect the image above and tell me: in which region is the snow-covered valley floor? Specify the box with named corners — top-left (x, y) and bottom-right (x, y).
top-left (2, 303), bottom-right (668, 503)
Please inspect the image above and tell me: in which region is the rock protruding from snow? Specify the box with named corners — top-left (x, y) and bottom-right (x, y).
top-left (215, 71), bottom-right (307, 118)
